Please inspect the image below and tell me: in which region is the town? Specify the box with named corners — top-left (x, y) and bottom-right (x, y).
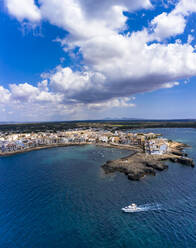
top-left (0, 129), bottom-right (170, 155)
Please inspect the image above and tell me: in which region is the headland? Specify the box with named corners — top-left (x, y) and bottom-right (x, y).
top-left (102, 142), bottom-right (194, 181)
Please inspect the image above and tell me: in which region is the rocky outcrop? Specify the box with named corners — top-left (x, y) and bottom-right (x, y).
top-left (146, 161), bottom-right (168, 171)
top-left (102, 149), bottom-right (194, 181)
top-left (169, 156), bottom-right (194, 167)
top-left (170, 149), bottom-right (186, 157)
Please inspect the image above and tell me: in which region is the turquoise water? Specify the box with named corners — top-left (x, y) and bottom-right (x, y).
top-left (0, 128), bottom-right (196, 248)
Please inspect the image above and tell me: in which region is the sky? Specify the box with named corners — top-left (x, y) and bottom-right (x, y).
top-left (0, 0), bottom-right (196, 121)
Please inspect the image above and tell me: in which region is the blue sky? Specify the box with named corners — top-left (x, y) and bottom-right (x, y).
top-left (0, 0), bottom-right (196, 121)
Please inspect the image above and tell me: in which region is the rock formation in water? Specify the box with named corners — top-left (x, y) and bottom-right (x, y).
top-left (102, 144), bottom-right (194, 181)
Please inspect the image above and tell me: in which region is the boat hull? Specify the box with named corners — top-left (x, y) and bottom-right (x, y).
top-left (121, 208), bottom-right (142, 213)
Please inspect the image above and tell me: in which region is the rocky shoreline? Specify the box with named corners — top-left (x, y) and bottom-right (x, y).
top-left (102, 142), bottom-right (194, 181)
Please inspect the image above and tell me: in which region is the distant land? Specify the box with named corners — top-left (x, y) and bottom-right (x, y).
top-left (0, 119), bottom-right (196, 133)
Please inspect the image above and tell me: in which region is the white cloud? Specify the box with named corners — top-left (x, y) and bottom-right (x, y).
top-left (0, 86), bottom-right (10, 103)
top-left (151, 12), bottom-right (186, 40)
top-left (173, 0), bottom-right (196, 15)
top-left (9, 82), bottom-right (63, 104)
top-left (10, 83), bottom-right (40, 102)
top-left (87, 97), bottom-right (136, 110)
top-left (188, 34), bottom-right (194, 44)
top-left (5, 0), bottom-right (41, 22)
top-left (38, 79), bottom-right (49, 92)
top-left (162, 81), bottom-right (179, 88)
top-left (151, 0), bottom-right (196, 41)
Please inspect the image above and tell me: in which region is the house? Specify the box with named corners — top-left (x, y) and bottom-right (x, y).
top-left (145, 139), bottom-right (168, 155)
top-left (99, 136), bottom-right (108, 143)
top-left (111, 136), bottom-right (120, 143)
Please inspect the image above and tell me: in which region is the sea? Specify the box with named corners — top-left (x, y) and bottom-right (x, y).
top-left (0, 128), bottom-right (196, 248)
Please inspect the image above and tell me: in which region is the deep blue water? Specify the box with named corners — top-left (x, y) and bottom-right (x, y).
top-left (0, 128), bottom-right (196, 248)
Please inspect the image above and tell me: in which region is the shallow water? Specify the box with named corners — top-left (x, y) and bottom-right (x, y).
top-left (0, 128), bottom-right (196, 248)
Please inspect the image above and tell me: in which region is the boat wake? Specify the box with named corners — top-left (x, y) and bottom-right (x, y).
top-left (138, 203), bottom-right (162, 211)
top-left (122, 203), bottom-right (162, 213)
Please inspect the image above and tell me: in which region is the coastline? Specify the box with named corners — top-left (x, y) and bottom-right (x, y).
top-left (0, 142), bottom-right (141, 157)
top-left (0, 140), bottom-right (194, 182)
top-left (0, 143), bottom-right (90, 157)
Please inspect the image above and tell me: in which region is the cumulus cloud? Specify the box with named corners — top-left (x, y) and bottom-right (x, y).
top-left (151, 0), bottom-right (196, 40)
top-left (5, 0), bottom-right (41, 22)
top-left (0, 86), bottom-right (10, 103)
top-left (9, 82), bottom-right (63, 104)
top-left (10, 83), bottom-right (40, 102)
top-left (2, 0), bottom-right (196, 120)
top-left (151, 12), bottom-right (186, 40)
top-left (173, 0), bottom-right (196, 15)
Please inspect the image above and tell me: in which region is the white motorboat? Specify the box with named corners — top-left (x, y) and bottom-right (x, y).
top-left (121, 203), bottom-right (142, 213)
